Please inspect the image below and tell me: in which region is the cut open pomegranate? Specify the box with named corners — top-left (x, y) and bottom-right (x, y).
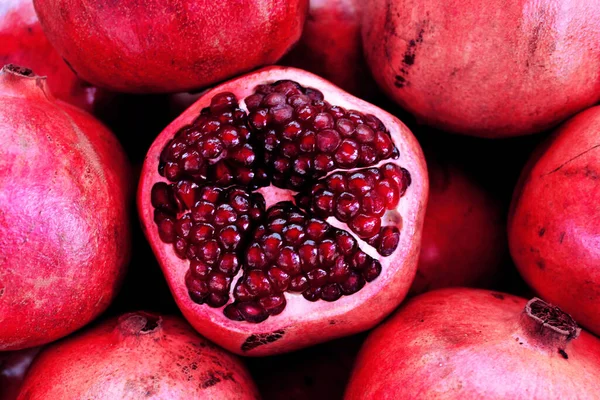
top-left (138, 67), bottom-right (427, 355)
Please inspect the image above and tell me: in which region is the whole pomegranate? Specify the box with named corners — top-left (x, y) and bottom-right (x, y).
top-left (17, 312), bottom-right (260, 399)
top-left (0, 0), bottom-right (106, 112)
top-left (346, 289), bottom-right (600, 399)
top-left (281, 0), bottom-right (376, 98)
top-left (248, 334), bottom-right (364, 400)
top-left (509, 106), bottom-right (600, 336)
top-left (0, 347), bottom-right (40, 400)
top-left (32, 0), bottom-right (308, 93)
top-left (410, 154), bottom-right (506, 295)
top-left (362, 0), bottom-right (600, 137)
top-left (138, 66), bottom-right (428, 356)
top-left (0, 65), bottom-right (131, 351)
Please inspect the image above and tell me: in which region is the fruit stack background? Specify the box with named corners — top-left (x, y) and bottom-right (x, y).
top-left (1, 0), bottom-right (599, 399)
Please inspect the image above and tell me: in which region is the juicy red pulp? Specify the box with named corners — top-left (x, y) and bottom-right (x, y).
top-left (151, 80), bottom-right (411, 323)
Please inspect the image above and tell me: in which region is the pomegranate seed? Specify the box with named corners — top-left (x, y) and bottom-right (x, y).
top-left (302, 287), bottom-right (322, 302)
top-left (208, 272), bottom-right (230, 294)
top-left (218, 253), bottom-right (239, 276)
top-left (334, 192), bottom-right (360, 222)
top-left (316, 129), bottom-right (341, 153)
top-left (268, 267), bottom-right (291, 292)
top-left (340, 272), bottom-right (365, 295)
top-left (259, 295), bottom-right (287, 316)
top-left (236, 302), bottom-right (269, 323)
top-left (350, 214), bottom-right (381, 238)
top-left (245, 270), bottom-right (272, 297)
top-left (321, 284), bottom-right (342, 302)
top-left (289, 275), bottom-right (309, 292)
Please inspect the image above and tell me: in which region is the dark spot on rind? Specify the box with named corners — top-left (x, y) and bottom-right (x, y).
top-left (241, 329), bottom-right (285, 352)
top-left (329, 320), bottom-right (336, 325)
top-left (491, 293), bottom-right (505, 300)
top-left (559, 232), bottom-right (565, 244)
top-left (393, 21), bottom-right (427, 88)
top-left (558, 348), bottom-right (569, 359)
top-left (538, 227), bottom-right (546, 237)
top-left (536, 260), bottom-right (546, 270)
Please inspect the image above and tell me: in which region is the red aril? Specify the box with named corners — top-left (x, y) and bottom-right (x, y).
top-left (32, 0), bottom-right (308, 93)
top-left (509, 106), bottom-right (600, 336)
top-left (410, 154), bottom-right (506, 295)
top-left (0, 65), bottom-right (131, 351)
top-left (346, 289), bottom-right (600, 399)
top-left (281, 0), bottom-right (376, 99)
top-left (362, 0), bottom-right (600, 137)
top-left (138, 66), bottom-right (427, 355)
top-left (0, 0), bottom-right (106, 112)
top-left (0, 347), bottom-right (40, 400)
top-left (17, 313), bottom-right (260, 399)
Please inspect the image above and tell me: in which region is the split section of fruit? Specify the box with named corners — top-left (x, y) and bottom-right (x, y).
top-left (138, 67), bottom-right (428, 355)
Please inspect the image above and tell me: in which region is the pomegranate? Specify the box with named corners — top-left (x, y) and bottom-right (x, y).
top-left (362, 0), bottom-right (600, 137)
top-left (0, 0), bottom-right (106, 112)
top-left (346, 289), bottom-right (600, 399)
top-left (509, 106), bottom-right (600, 336)
top-left (0, 347), bottom-right (40, 400)
top-left (0, 65), bottom-right (131, 351)
top-left (32, 0), bottom-right (308, 93)
top-left (281, 0), bottom-right (376, 98)
top-left (248, 334), bottom-right (363, 400)
top-left (17, 312), bottom-right (260, 399)
top-left (410, 154), bottom-right (506, 295)
top-left (138, 66), bottom-right (427, 355)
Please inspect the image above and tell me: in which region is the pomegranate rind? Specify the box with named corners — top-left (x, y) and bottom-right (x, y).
top-left (0, 66), bottom-right (131, 351)
top-left (138, 66), bottom-right (428, 356)
top-left (508, 106), bottom-right (600, 336)
top-left (346, 288), bottom-right (600, 399)
top-left (16, 313), bottom-right (260, 399)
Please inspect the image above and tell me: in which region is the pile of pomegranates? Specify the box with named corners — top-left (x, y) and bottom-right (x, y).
top-left (1, 0), bottom-right (599, 398)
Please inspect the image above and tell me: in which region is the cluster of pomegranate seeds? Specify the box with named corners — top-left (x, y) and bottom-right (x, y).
top-left (151, 79), bottom-right (411, 323)
top-left (223, 203), bottom-right (382, 323)
top-left (152, 183), bottom-right (265, 307)
top-left (296, 163), bottom-right (411, 256)
top-left (245, 80), bottom-right (399, 190)
top-left (159, 92), bottom-right (268, 189)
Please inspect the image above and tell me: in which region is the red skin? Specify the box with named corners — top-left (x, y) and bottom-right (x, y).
top-left (0, 66), bottom-right (131, 351)
top-left (281, 0), bottom-right (376, 99)
top-left (0, 0), bottom-right (107, 112)
top-left (17, 313), bottom-right (260, 399)
top-left (346, 289), bottom-right (600, 399)
top-left (509, 106), bottom-right (600, 336)
top-left (33, 0), bottom-right (308, 93)
top-left (138, 66), bottom-right (428, 356)
top-left (410, 157), bottom-right (506, 295)
top-left (0, 347), bottom-right (40, 400)
top-left (362, 0), bottom-right (600, 137)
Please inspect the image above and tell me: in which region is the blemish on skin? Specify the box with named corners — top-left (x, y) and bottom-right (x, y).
top-left (329, 320), bottom-right (336, 325)
top-left (393, 21), bottom-right (428, 88)
top-left (536, 260), bottom-right (546, 270)
top-left (491, 293), bottom-right (505, 300)
top-left (538, 227), bottom-right (546, 237)
top-left (559, 232), bottom-right (565, 244)
top-left (241, 329), bottom-right (285, 352)
top-left (558, 349), bottom-right (569, 359)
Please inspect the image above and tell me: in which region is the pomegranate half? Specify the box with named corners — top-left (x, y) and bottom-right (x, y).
top-left (410, 154), bottom-right (506, 295)
top-left (138, 66), bottom-right (427, 356)
top-left (0, 65), bottom-right (131, 351)
top-left (0, 0), bottom-right (105, 112)
top-left (346, 288), bottom-right (600, 399)
top-left (362, 0), bottom-right (600, 137)
top-left (17, 312), bottom-right (260, 399)
top-left (509, 106), bottom-right (600, 336)
top-left (33, 0), bottom-right (308, 93)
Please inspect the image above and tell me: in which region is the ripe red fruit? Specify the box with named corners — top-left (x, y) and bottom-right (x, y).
top-left (0, 65), bottom-right (131, 351)
top-left (17, 313), bottom-right (260, 399)
top-left (32, 0), bottom-right (309, 93)
top-left (138, 66), bottom-right (428, 356)
top-left (509, 106), bottom-right (600, 336)
top-left (0, 347), bottom-right (40, 400)
top-left (346, 289), bottom-right (600, 399)
top-left (410, 156), bottom-right (506, 295)
top-left (362, 0), bottom-right (600, 137)
top-left (0, 0), bottom-right (106, 112)
top-left (281, 0), bottom-right (376, 98)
